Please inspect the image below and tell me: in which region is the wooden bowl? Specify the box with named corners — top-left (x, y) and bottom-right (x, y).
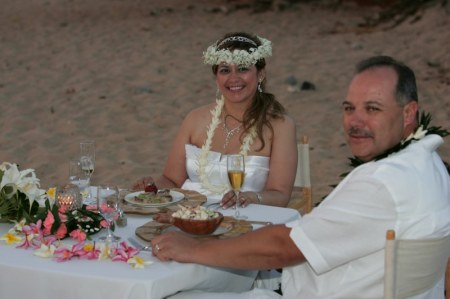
top-left (172, 212), bottom-right (224, 235)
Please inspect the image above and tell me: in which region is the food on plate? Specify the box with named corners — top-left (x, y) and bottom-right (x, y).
top-left (144, 182), bottom-right (158, 193)
top-left (135, 190), bottom-right (172, 204)
top-left (172, 205), bottom-right (219, 220)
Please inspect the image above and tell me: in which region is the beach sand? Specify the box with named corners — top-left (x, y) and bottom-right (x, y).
top-left (1, 0), bottom-right (449, 203)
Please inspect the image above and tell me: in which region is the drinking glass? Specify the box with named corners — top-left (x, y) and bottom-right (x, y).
top-left (69, 160), bottom-right (89, 198)
top-left (79, 140), bottom-right (95, 202)
top-left (97, 185), bottom-right (121, 242)
top-left (227, 154), bottom-right (247, 220)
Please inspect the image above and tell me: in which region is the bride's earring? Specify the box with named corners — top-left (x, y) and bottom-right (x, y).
top-left (257, 80), bottom-right (263, 93)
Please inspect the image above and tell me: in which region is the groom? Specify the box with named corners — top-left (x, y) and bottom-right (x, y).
top-left (150, 56), bottom-right (450, 299)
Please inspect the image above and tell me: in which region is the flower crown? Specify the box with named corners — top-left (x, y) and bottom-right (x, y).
top-left (203, 35), bottom-right (272, 67)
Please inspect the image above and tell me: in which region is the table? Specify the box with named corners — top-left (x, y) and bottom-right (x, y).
top-left (0, 203), bottom-right (300, 299)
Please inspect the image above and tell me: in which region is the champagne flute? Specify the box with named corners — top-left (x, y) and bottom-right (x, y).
top-left (80, 140), bottom-right (95, 203)
top-left (69, 159), bottom-right (89, 196)
top-left (227, 154), bottom-right (247, 220)
top-left (97, 185), bottom-right (121, 242)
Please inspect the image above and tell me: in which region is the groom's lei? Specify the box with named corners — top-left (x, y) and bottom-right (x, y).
top-left (345, 111), bottom-right (449, 171)
top-left (325, 111), bottom-right (449, 196)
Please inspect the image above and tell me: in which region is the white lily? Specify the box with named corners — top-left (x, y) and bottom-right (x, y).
top-left (0, 162), bottom-right (45, 203)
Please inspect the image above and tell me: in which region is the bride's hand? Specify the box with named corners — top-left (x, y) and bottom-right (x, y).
top-left (131, 176), bottom-right (154, 191)
top-left (221, 191), bottom-right (258, 208)
top-left (220, 191), bottom-right (237, 209)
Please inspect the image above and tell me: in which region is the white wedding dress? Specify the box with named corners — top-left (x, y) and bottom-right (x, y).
top-left (181, 144), bottom-right (270, 203)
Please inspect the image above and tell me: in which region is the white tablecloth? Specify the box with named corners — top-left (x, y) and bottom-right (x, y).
top-left (0, 204), bottom-right (300, 299)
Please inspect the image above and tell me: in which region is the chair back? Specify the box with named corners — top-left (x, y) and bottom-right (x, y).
top-left (288, 136), bottom-right (313, 214)
top-left (384, 229), bottom-right (450, 299)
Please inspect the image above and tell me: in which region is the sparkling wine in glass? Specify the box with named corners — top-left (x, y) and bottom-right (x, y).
top-left (80, 140), bottom-right (95, 203)
top-left (227, 154), bottom-right (247, 219)
top-left (97, 185), bottom-right (121, 242)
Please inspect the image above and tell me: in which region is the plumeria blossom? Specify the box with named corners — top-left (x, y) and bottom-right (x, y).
top-left (25, 220), bottom-right (44, 241)
top-left (0, 232), bottom-right (23, 245)
top-left (111, 241), bottom-right (140, 262)
top-left (9, 219), bottom-right (26, 234)
top-left (78, 242), bottom-right (101, 260)
top-left (53, 245), bottom-right (77, 262)
top-left (34, 243), bottom-right (57, 258)
top-left (16, 231), bottom-right (39, 249)
top-left (97, 242), bottom-right (112, 260)
top-left (127, 256), bottom-right (153, 269)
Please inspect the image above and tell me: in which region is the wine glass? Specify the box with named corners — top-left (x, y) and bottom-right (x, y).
top-left (97, 185), bottom-right (121, 242)
top-left (227, 154), bottom-right (247, 220)
top-left (69, 159), bottom-right (89, 196)
top-left (80, 140), bottom-right (95, 204)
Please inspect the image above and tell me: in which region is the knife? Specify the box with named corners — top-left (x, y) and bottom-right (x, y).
top-left (127, 237), bottom-right (152, 252)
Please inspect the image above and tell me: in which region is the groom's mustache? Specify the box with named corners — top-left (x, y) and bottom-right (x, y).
top-left (347, 127), bottom-right (373, 138)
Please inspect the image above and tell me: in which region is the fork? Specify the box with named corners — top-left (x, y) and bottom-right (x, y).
top-left (127, 237), bottom-right (152, 252)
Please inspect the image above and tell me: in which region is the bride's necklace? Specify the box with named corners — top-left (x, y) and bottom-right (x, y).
top-left (222, 114), bottom-right (242, 149)
top-left (198, 95), bottom-right (257, 194)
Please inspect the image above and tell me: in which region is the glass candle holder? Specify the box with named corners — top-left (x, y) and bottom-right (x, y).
top-left (56, 183), bottom-right (82, 210)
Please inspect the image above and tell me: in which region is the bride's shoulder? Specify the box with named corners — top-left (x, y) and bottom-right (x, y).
top-left (182, 103), bottom-right (216, 125)
top-left (185, 103), bottom-right (216, 119)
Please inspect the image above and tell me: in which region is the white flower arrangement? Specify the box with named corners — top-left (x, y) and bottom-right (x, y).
top-left (197, 96), bottom-right (256, 195)
top-left (0, 162), bottom-right (45, 204)
top-left (203, 36), bottom-right (272, 67)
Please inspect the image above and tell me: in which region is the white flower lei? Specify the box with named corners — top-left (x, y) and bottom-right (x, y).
top-left (203, 36), bottom-right (272, 67)
top-left (197, 96), bottom-right (257, 194)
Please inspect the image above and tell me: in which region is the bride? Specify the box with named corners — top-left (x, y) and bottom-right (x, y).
top-left (132, 32), bottom-right (297, 208)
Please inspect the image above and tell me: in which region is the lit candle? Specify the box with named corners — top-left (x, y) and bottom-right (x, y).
top-left (56, 184), bottom-right (82, 210)
top-left (57, 193), bottom-right (75, 207)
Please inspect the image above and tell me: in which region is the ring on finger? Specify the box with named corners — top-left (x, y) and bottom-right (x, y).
top-left (155, 244), bottom-right (160, 252)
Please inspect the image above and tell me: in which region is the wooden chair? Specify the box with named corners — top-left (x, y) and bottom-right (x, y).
top-left (384, 229), bottom-right (450, 299)
top-left (288, 136), bottom-right (313, 215)
top-left (446, 259), bottom-right (450, 299)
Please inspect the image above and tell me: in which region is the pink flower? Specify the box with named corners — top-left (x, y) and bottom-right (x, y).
top-left (69, 229), bottom-right (86, 242)
top-left (41, 235), bottom-right (57, 246)
top-left (58, 212), bottom-right (68, 223)
top-left (16, 233), bottom-right (34, 249)
top-left (20, 223), bottom-right (43, 249)
top-left (58, 205), bottom-right (69, 214)
top-left (43, 211), bottom-right (55, 235)
top-left (76, 242), bottom-right (100, 260)
top-left (55, 223), bottom-right (67, 239)
top-left (53, 246), bottom-right (75, 262)
top-left (111, 241), bottom-right (139, 262)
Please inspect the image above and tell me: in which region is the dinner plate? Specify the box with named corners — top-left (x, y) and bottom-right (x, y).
top-left (124, 190), bottom-right (184, 208)
top-left (163, 221), bottom-right (234, 238)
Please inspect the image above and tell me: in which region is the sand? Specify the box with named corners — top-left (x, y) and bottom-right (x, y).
top-left (1, 0), bottom-right (449, 203)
